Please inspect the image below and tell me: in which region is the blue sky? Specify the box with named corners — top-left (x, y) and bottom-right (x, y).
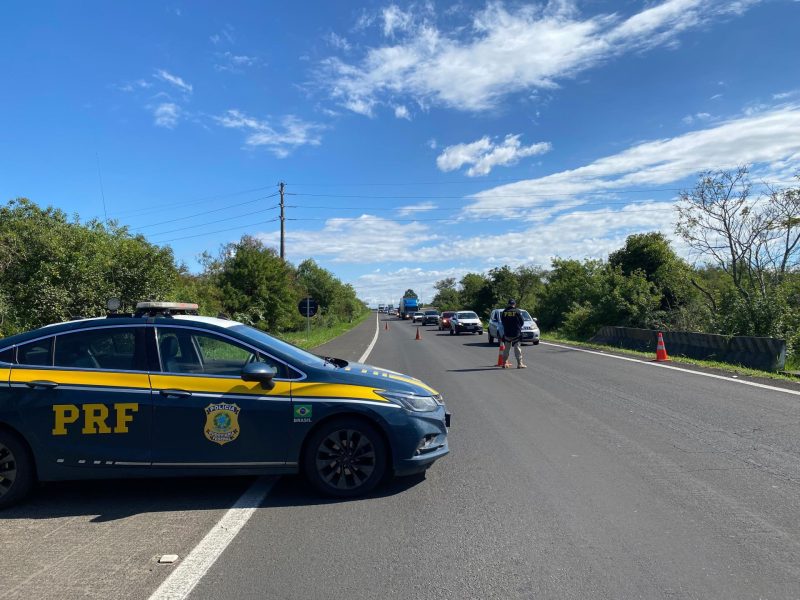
top-left (2, 0), bottom-right (800, 307)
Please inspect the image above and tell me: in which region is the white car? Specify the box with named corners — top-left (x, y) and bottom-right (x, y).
top-left (412, 311), bottom-right (424, 323)
top-left (487, 308), bottom-right (540, 345)
top-left (449, 311), bottom-right (483, 335)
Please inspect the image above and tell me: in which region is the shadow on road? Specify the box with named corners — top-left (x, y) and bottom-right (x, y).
top-left (2, 471), bottom-right (429, 521)
top-left (447, 367), bottom-right (502, 372)
top-left (260, 472), bottom-right (428, 508)
top-left (1, 476), bottom-right (257, 522)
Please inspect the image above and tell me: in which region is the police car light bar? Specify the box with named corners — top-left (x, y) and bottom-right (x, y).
top-left (134, 301), bottom-right (200, 317)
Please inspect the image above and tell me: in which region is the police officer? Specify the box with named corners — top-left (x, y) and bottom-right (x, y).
top-left (500, 298), bottom-right (526, 369)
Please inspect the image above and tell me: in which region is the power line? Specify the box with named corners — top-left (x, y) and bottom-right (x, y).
top-left (146, 205), bottom-right (281, 238)
top-left (154, 217), bottom-right (280, 244)
top-left (131, 194), bottom-right (279, 231)
top-left (108, 184), bottom-right (280, 219)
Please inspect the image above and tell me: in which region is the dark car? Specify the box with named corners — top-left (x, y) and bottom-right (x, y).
top-left (422, 310), bottom-right (440, 326)
top-left (0, 302), bottom-right (450, 508)
top-left (439, 311), bottom-right (456, 331)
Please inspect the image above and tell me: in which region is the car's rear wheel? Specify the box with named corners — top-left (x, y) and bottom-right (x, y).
top-left (303, 418), bottom-right (387, 498)
top-left (0, 430), bottom-right (35, 510)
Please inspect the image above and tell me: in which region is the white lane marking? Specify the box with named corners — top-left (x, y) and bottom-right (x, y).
top-left (358, 311), bottom-right (380, 364)
top-left (148, 476), bottom-right (276, 600)
top-left (541, 341), bottom-right (800, 398)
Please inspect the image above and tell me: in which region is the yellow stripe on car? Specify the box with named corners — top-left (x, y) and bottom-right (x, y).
top-left (290, 382), bottom-right (388, 402)
top-left (11, 369), bottom-right (150, 390)
top-left (150, 375), bottom-right (291, 396)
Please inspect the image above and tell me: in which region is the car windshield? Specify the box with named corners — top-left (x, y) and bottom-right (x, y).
top-left (457, 312), bottom-right (478, 319)
top-left (442, 312), bottom-right (454, 317)
top-left (520, 310), bottom-right (533, 321)
top-left (231, 324), bottom-right (326, 367)
top-left (425, 311), bottom-right (438, 315)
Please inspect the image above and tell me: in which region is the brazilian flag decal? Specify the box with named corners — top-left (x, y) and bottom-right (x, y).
top-left (293, 404), bottom-right (312, 422)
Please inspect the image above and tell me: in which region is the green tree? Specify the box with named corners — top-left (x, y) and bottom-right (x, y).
top-left (431, 278), bottom-right (460, 311)
top-left (0, 199), bottom-right (177, 335)
top-left (214, 236), bottom-right (299, 332)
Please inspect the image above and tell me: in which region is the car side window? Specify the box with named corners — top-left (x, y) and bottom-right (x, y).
top-left (17, 338), bottom-right (53, 366)
top-left (54, 328), bottom-right (143, 371)
top-left (0, 347), bottom-right (14, 364)
top-left (157, 328), bottom-right (288, 378)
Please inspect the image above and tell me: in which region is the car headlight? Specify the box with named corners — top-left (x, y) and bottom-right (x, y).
top-left (377, 390), bottom-right (439, 412)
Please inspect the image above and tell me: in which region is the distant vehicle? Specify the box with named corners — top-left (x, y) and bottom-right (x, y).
top-left (487, 308), bottom-right (540, 345)
top-left (378, 304), bottom-right (385, 312)
top-left (449, 311), bottom-right (483, 335)
top-left (412, 311), bottom-right (425, 324)
top-left (422, 310), bottom-right (440, 325)
top-left (439, 311), bottom-right (455, 331)
top-left (399, 297), bottom-right (419, 320)
top-left (388, 308), bottom-right (398, 316)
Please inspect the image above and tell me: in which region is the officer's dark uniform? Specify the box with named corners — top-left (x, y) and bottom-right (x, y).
top-left (500, 299), bottom-right (526, 368)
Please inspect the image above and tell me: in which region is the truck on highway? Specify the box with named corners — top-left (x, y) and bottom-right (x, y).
top-left (399, 297), bottom-right (419, 320)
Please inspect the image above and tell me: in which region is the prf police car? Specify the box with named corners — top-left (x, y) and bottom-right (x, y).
top-left (0, 302), bottom-right (450, 508)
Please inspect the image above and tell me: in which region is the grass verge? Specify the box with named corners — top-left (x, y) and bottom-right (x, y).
top-left (279, 311), bottom-right (372, 350)
top-left (541, 332), bottom-right (800, 383)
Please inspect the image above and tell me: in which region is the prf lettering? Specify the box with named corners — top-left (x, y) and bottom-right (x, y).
top-left (52, 403), bottom-right (139, 435)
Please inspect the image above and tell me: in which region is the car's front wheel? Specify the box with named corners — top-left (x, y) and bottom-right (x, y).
top-left (303, 418), bottom-right (387, 498)
top-left (0, 429), bottom-right (35, 510)
top-left (533, 340), bottom-right (540, 345)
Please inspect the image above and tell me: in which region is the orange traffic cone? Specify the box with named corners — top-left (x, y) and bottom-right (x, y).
top-left (415, 327), bottom-right (421, 340)
top-left (497, 342), bottom-right (506, 367)
top-left (655, 332), bottom-right (669, 362)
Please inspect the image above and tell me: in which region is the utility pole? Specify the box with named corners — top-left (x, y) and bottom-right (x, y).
top-left (279, 181), bottom-right (285, 261)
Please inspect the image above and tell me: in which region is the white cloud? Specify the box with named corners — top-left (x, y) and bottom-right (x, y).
top-left (321, 0), bottom-right (762, 114)
top-left (214, 52), bottom-right (260, 73)
top-left (436, 134), bottom-right (551, 176)
top-left (154, 69), bottom-right (193, 94)
top-left (353, 266), bottom-right (472, 307)
top-left (410, 202), bottom-right (675, 265)
top-left (466, 105), bottom-right (800, 216)
top-left (117, 79), bottom-right (152, 93)
top-left (681, 111), bottom-right (712, 124)
top-left (397, 202), bottom-right (437, 216)
top-left (213, 109), bottom-right (324, 157)
top-left (382, 4), bottom-right (414, 37)
top-left (773, 89), bottom-right (799, 100)
top-left (427, 138), bottom-right (437, 150)
top-left (325, 32), bottom-right (351, 51)
top-left (210, 24), bottom-right (235, 46)
top-left (259, 214), bottom-right (438, 263)
top-left (153, 103), bottom-right (180, 128)
top-left (394, 105), bottom-right (411, 120)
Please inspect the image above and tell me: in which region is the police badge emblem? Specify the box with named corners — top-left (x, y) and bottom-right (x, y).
top-left (204, 403), bottom-right (241, 445)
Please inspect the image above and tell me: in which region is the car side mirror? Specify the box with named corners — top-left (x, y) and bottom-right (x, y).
top-left (241, 363), bottom-right (277, 390)
top-left (532, 317), bottom-right (538, 323)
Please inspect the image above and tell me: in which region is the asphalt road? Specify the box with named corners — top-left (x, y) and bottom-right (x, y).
top-left (4, 314), bottom-right (800, 599)
top-left (190, 316), bottom-right (800, 600)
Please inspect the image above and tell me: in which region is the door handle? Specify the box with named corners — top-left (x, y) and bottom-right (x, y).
top-left (160, 389), bottom-right (192, 398)
top-left (25, 380), bottom-right (59, 389)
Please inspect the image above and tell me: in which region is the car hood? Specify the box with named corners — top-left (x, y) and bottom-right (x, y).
top-left (456, 318), bottom-right (481, 324)
top-left (318, 361), bottom-right (439, 397)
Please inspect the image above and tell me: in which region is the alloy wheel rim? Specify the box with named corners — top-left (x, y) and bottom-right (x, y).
top-left (0, 442), bottom-right (17, 497)
top-left (315, 429), bottom-right (376, 490)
